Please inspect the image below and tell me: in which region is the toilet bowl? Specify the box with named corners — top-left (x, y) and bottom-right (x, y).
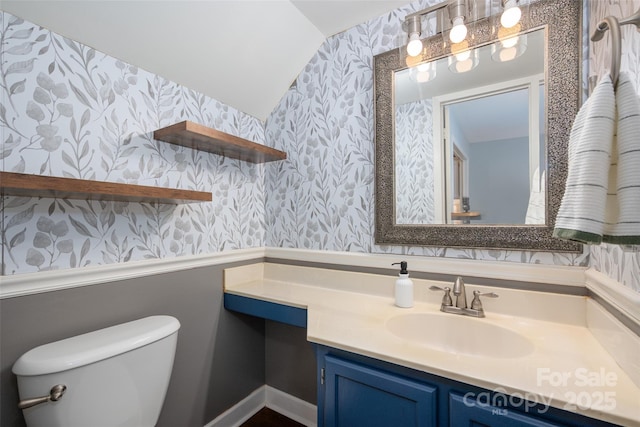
top-left (13, 315), bottom-right (180, 427)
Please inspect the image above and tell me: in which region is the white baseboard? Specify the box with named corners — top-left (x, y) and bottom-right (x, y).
top-left (265, 385), bottom-right (317, 427)
top-left (205, 385), bottom-right (317, 427)
top-left (204, 386), bottom-right (265, 427)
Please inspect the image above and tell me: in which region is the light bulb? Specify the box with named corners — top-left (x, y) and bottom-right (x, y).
top-left (407, 33), bottom-right (423, 57)
top-left (501, 0), bottom-right (522, 28)
top-left (449, 17), bottom-right (467, 44)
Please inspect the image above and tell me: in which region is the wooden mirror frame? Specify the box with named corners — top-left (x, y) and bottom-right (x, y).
top-left (374, 0), bottom-right (582, 252)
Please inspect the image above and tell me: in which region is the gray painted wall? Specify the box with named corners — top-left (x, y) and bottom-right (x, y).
top-left (265, 320), bottom-right (317, 404)
top-left (0, 260), bottom-right (266, 427)
top-left (469, 137), bottom-right (530, 224)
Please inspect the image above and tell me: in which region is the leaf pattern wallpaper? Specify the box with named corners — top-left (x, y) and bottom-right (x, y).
top-left (1, 12), bottom-right (267, 275)
top-left (395, 99), bottom-right (436, 225)
top-left (588, 0), bottom-right (640, 292)
top-left (264, 0), bottom-right (590, 268)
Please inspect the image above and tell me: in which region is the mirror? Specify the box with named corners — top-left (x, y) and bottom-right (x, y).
top-left (374, 0), bottom-right (582, 251)
top-left (394, 30), bottom-right (545, 225)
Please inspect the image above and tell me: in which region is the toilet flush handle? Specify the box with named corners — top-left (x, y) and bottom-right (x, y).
top-left (18, 384), bottom-right (67, 409)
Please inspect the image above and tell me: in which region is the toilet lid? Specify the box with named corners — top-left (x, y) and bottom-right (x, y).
top-left (13, 315), bottom-right (180, 376)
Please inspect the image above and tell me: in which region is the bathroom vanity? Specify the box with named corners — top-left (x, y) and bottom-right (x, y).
top-left (223, 262), bottom-right (640, 427)
top-left (315, 346), bottom-right (617, 427)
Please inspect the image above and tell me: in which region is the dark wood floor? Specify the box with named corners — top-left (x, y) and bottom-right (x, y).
top-left (241, 407), bottom-right (305, 427)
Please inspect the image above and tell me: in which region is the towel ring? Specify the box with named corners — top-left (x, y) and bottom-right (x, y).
top-left (591, 16), bottom-right (621, 87)
top-left (591, 7), bottom-right (640, 89)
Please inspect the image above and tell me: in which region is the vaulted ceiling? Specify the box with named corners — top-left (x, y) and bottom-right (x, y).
top-left (2, 0), bottom-right (409, 121)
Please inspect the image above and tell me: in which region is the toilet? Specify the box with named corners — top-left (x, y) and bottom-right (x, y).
top-left (12, 315), bottom-right (180, 427)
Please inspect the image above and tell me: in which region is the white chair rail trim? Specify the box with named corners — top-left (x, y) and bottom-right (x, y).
top-left (0, 248), bottom-right (266, 299)
top-left (264, 247), bottom-right (587, 287)
top-left (2, 246), bottom-right (587, 299)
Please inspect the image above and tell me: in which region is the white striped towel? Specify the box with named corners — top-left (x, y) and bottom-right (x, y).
top-left (554, 74), bottom-right (615, 243)
top-left (604, 73), bottom-right (640, 243)
top-left (554, 73), bottom-right (640, 244)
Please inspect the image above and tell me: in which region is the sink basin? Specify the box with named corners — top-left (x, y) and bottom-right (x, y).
top-left (386, 312), bottom-right (534, 359)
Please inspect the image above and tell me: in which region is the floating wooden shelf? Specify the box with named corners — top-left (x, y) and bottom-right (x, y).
top-left (0, 172), bottom-right (212, 204)
top-left (153, 121), bottom-right (287, 163)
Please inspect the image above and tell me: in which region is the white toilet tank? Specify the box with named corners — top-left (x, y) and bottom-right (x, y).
top-left (12, 315), bottom-right (180, 427)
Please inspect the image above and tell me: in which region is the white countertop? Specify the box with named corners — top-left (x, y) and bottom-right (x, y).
top-left (224, 263), bottom-right (640, 426)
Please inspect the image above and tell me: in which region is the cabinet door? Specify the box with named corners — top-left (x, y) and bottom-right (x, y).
top-left (449, 393), bottom-right (564, 427)
top-left (323, 355), bottom-right (437, 427)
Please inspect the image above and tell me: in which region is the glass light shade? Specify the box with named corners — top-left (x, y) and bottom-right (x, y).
top-left (448, 48), bottom-right (478, 73)
top-left (407, 33), bottom-right (423, 57)
top-left (497, 24), bottom-right (521, 43)
top-left (454, 50), bottom-right (471, 62)
top-left (491, 34), bottom-right (527, 62)
top-left (449, 17), bottom-right (467, 44)
top-left (501, 35), bottom-right (519, 48)
top-left (411, 62), bottom-right (436, 83)
top-left (501, 0), bottom-right (522, 28)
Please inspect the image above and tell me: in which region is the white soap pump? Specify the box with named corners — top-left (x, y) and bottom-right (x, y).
top-left (392, 261), bottom-right (413, 308)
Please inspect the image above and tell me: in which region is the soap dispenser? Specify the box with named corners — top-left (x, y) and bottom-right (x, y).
top-left (392, 261), bottom-right (413, 308)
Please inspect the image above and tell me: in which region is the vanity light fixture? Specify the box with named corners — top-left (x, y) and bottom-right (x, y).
top-left (501, 0), bottom-right (522, 28)
top-left (403, 0), bottom-right (473, 58)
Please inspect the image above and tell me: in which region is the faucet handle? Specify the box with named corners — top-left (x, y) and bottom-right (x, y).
top-left (429, 286), bottom-right (453, 307)
top-left (470, 290), bottom-right (498, 311)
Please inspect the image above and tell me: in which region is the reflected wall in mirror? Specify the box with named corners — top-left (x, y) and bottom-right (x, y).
top-left (395, 30), bottom-right (546, 225)
top-left (374, 0), bottom-right (582, 251)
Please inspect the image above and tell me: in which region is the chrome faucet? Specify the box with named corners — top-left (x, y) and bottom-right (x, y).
top-left (430, 276), bottom-right (498, 318)
top-left (452, 276), bottom-right (467, 309)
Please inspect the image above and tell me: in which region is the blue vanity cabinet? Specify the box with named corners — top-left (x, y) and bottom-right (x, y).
top-left (320, 354), bottom-right (438, 427)
top-left (449, 393), bottom-right (564, 427)
top-left (316, 346), bottom-right (619, 427)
